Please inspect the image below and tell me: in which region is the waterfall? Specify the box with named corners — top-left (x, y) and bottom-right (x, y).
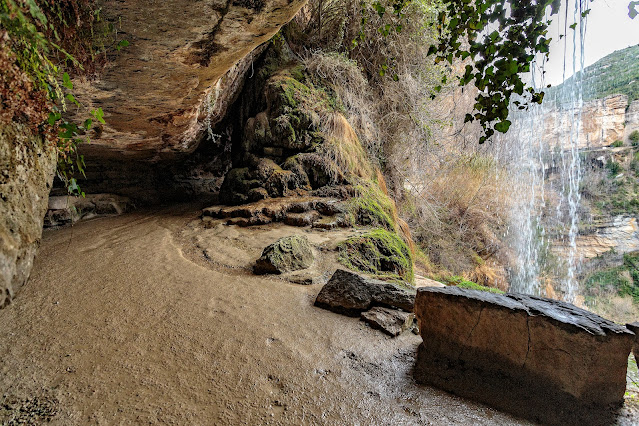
top-left (505, 0), bottom-right (590, 302)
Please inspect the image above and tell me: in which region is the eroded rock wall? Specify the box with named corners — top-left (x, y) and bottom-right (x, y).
top-left (0, 123), bottom-right (56, 307)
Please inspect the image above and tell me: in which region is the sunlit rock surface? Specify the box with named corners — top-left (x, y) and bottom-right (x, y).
top-left (414, 286), bottom-right (634, 425)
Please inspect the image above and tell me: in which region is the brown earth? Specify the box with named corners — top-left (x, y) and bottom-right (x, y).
top-left (0, 205), bottom-right (535, 425)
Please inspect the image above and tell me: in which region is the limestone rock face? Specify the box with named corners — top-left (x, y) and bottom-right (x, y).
top-left (414, 286), bottom-right (635, 425)
top-left (568, 216), bottom-right (639, 259)
top-left (0, 123), bottom-right (57, 308)
top-left (71, 0), bottom-right (307, 159)
top-left (314, 269), bottom-right (415, 317)
top-left (509, 94), bottom-right (639, 151)
top-left (253, 235), bottom-right (314, 275)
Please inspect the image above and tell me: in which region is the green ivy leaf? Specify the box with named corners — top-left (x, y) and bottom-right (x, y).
top-left (494, 120), bottom-right (512, 133)
top-left (62, 72), bottom-right (73, 90)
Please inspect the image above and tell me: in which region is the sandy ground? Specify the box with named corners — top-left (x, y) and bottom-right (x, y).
top-left (0, 205), bottom-right (589, 424)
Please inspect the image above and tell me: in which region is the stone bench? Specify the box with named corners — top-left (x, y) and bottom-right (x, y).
top-left (413, 287), bottom-right (635, 425)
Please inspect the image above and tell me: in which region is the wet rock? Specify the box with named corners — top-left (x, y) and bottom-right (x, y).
top-left (254, 235), bottom-right (314, 275)
top-left (227, 214), bottom-right (272, 227)
top-left (626, 321), bottom-right (639, 362)
top-left (312, 217), bottom-right (339, 230)
top-left (361, 307), bottom-right (415, 337)
top-left (201, 196), bottom-right (341, 228)
top-left (284, 211), bottom-right (320, 227)
top-left (314, 269), bottom-right (415, 317)
top-left (414, 286), bottom-right (635, 425)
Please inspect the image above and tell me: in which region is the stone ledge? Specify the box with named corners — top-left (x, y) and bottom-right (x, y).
top-left (413, 286), bottom-right (635, 425)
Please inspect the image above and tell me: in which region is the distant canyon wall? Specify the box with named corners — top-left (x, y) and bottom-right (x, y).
top-left (542, 95), bottom-right (639, 150)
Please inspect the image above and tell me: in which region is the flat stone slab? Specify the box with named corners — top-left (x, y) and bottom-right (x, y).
top-left (314, 269), bottom-right (415, 316)
top-left (361, 307), bottom-right (414, 337)
top-left (414, 286), bottom-right (635, 425)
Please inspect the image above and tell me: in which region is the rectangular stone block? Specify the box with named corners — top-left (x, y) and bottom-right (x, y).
top-left (414, 287), bottom-right (635, 425)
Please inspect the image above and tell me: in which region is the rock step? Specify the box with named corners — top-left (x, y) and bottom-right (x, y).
top-left (203, 197), bottom-right (349, 228)
top-left (414, 286), bottom-right (635, 425)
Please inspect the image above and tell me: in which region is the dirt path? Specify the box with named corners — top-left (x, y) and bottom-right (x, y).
top-left (0, 206), bottom-right (532, 425)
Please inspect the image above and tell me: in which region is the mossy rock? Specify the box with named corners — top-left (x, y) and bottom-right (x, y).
top-left (219, 168), bottom-right (252, 205)
top-left (338, 229), bottom-right (414, 283)
top-left (348, 184), bottom-right (396, 231)
top-left (254, 235), bottom-right (314, 275)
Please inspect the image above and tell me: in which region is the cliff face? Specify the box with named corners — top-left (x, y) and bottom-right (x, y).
top-left (541, 95), bottom-right (639, 150)
top-left (72, 0), bottom-right (307, 160)
top-left (0, 123), bottom-right (56, 308)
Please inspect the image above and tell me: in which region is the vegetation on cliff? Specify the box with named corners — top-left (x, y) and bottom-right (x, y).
top-left (0, 0), bottom-right (124, 194)
top-left (550, 44), bottom-right (639, 103)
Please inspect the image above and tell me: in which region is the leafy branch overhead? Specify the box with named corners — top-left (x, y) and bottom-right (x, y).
top-left (431, 0), bottom-right (569, 143)
top-left (374, 0), bottom-right (584, 143)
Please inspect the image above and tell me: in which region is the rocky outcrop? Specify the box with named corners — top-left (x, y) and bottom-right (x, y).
top-left (543, 95), bottom-right (629, 149)
top-left (253, 235), bottom-right (314, 275)
top-left (219, 63), bottom-right (368, 205)
top-left (314, 269), bottom-right (415, 316)
top-left (558, 215), bottom-right (639, 259)
top-left (202, 196), bottom-right (351, 228)
top-left (71, 0), bottom-right (307, 159)
top-left (414, 286), bottom-right (635, 425)
top-left (508, 95), bottom-right (639, 151)
top-left (0, 123), bottom-right (56, 308)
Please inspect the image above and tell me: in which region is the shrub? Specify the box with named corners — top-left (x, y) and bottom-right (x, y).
top-left (606, 160), bottom-right (622, 176)
top-left (612, 140), bottom-right (624, 148)
top-left (631, 130), bottom-right (639, 146)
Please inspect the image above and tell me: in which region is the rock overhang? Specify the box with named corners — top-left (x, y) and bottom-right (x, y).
top-left (71, 0), bottom-right (308, 160)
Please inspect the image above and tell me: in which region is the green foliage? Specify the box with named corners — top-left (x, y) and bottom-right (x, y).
top-left (612, 140), bottom-right (625, 148)
top-left (443, 276), bottom-right (504, 294)
top-left (606, 160), bottom-right (622, 176)
top-left (338, 228), bottom-right (414, 283)
top-left (423, 0), bottom-right (562, 143)
top-left (348, 183), bottom-right (396, 231)
top-left (0, 0), bottom-right (126, 196)
top-left (584, 252), bottom-right (639, 302)
top-left (630, 130), bottom-right (639, 146)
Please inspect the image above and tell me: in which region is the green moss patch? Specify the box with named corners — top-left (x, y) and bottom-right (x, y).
top-left (338, 229), bottom-right (414, 283)
top-left (347, 183), bottom-right (396, 231)
top-left (443, 276), bottom-right (505, 294)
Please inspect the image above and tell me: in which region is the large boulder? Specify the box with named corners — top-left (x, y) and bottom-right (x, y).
top-left (253, 235), bottom-right (314, 275)
top-left (414, 286), bottom-right (635, 425)
top-left (314, 269), bottom-right (415, 317)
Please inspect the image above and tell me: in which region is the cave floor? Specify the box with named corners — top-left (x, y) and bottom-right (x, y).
top-left (0, 205), bottom-right (633, 424)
